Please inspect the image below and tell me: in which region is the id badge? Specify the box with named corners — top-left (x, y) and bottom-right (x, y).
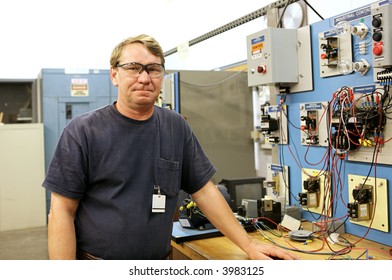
top-left (152, 185), bottom-right (166, 213)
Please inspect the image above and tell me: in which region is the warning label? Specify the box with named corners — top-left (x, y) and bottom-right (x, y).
top-left (71, 78), bottom-right (89, 96)
top-left (251, 35), bottom-right (265, 57)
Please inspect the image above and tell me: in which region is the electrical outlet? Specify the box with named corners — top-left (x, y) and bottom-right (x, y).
top-left (347, 174), bottom-right (389, 232)
top-left (300, 168), bottom-right (332, 216)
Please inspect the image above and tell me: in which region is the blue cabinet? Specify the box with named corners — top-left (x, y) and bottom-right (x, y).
top-left (39, 68), bottom-right (114, 213)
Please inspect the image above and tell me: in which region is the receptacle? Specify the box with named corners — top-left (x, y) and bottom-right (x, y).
top-left (348, 174), bottom-right (389, 232)
top-left (300, 168), bottom-right (332, 216)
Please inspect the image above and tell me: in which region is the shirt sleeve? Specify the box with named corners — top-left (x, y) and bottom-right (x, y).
top-left (42, 123), bottom-right (88, 199)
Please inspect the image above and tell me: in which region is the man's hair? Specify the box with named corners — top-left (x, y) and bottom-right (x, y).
top-left (110, 34), bottom-right (165, 68)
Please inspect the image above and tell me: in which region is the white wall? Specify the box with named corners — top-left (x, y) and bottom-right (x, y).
top-left (0, 0), bottom-right (376, 79)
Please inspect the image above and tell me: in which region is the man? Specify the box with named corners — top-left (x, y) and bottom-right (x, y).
top-left (43, 34), bottom-right (299, 260)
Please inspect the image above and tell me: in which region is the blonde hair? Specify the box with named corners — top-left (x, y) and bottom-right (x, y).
top-left (110, 34), bottom-right (165, 67)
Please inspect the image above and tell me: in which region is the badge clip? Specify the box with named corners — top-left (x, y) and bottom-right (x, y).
top-left (152, 185), bottom-right (166, 213)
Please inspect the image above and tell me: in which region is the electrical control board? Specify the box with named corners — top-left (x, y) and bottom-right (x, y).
top-left (247, 0), bottom-right (392, 247)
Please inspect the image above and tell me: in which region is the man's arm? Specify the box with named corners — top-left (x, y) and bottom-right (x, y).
top-left (47, 192), bottom-right (80, 260)
top-left (191, 181), bottom-right (299, 260)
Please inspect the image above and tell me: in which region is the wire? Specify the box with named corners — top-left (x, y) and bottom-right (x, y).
top-left (276, 0), bottom-right (291, 28)
top-left (179, 70), bottom-right (245, 88)
top-left (303, 0), bottom-right (324, 20)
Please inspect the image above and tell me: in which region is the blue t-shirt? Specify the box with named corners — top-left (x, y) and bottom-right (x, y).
top-left (42, 103), bottom-right (216, 259)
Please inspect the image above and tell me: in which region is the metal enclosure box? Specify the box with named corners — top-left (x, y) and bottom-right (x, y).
top-left (247, 28), bottom-right (298, 86)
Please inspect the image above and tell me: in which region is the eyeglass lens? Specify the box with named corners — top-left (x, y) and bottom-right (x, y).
top-left (120, 62), bottom-right (164, 78)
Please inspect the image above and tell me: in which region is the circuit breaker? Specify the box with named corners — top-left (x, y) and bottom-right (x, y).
top-left (247, 28), bottom-right (298, 87)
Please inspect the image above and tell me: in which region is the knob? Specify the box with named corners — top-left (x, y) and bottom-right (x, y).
top-left (320, 53), bottom-right (327, 60)
top-left (372, 17), bottom-right (382, 28)
top-left (373, 32), bottom-right (382, 42)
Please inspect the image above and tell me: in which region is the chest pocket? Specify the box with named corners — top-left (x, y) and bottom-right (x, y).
top-left (158, 158), bottom-right (180, 198)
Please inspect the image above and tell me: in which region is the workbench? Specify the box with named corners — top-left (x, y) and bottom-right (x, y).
top-left (171, 221), bottom-right (392, 260)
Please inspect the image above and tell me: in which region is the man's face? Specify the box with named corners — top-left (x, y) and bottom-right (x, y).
top-left (110, 43), bottom-right (163, 111)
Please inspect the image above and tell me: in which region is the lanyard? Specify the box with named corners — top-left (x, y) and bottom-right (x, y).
top-left (154, 109), bottom-right (161, 188)
top-left (152, 109), bottom-right (166, 213)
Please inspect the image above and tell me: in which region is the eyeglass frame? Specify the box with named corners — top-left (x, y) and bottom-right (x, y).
top-left (115, 62), bottom-right (165, 78)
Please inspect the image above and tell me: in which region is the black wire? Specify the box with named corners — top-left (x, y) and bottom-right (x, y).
top-left (277, 0), bottom-right (291, 28)
top-left (304, 0), bottom-right (324, 20)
